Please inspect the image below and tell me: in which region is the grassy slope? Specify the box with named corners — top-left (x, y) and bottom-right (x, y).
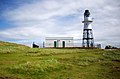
top-left (0, 41), bottom-right (120, 79)
top-left (0, 41), bottom-right (30, 53)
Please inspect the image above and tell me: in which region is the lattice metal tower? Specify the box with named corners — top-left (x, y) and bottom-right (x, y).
top-left (82, 10), bottom-right (94, 47)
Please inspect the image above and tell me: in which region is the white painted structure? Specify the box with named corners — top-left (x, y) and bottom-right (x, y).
top-left (83, 16), bottom-right (93, 29)
top-left (82, 10), bottom-right (94, 47)
top-left (45, 37), bottom-right (74, 48)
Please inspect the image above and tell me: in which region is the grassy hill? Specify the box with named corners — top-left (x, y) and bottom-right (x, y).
top-left (0, 41), bottom-right (29, 47)
top-left (0, 41), bottom-right (120, 79)
top-left (0, 41), bottom-right (30, 53)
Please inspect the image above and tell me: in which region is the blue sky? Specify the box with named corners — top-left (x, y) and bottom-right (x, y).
top-left (0, 0), bottom-right (120, 48)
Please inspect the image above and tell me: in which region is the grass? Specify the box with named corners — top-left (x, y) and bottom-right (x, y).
top-left (0, 41), bottom-right (120, 79)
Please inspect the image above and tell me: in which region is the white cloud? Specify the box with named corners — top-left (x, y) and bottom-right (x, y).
top-left (0, 0), bottom-right (120, 47)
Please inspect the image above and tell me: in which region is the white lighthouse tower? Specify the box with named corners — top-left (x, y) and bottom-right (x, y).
top-left (82, 10), bottom-right (94, 47)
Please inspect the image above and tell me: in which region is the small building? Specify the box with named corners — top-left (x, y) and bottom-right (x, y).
top-left (96, 44), bottom-right (101, 49)
top-left (45, 37), bottom-right (74, 48)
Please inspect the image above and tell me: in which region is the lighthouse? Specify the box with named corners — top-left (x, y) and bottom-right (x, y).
top-left (82, 10), bottom-right (94, 47)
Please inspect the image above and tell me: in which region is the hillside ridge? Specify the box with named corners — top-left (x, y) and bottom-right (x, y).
top-left (0, 41), bottom-right (29, 47)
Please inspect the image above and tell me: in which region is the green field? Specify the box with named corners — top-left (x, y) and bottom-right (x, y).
top-left (0, 41), bottom-right (120, 79)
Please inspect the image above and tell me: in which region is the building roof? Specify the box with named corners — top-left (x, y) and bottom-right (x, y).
top-left (45, 37), bottom-right (73, 40)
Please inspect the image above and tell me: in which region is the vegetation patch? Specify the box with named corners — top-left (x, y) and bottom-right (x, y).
top-left (7, 58), bottom-right (62, 78)
top-left (0, 41), bottom-right (120, 79)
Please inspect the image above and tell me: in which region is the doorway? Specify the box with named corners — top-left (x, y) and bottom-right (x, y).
top-left (54, 41), bottom-right (57, 48)
top-left (62, 41), bottom-right (65, 48)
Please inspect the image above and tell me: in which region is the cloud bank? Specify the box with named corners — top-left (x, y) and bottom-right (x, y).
top-left (0, 0), bottom-right (120, 47)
